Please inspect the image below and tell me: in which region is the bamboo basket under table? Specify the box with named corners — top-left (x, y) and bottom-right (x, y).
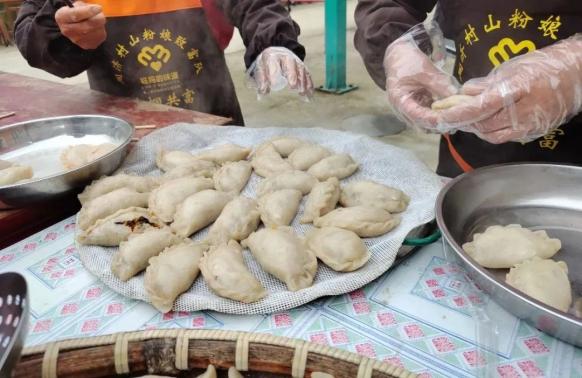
top-left (15, 329), bottom-right (418, 378)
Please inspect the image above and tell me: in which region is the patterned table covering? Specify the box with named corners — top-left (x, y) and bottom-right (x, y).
top-left (0, 216), bottom-right (580, 378)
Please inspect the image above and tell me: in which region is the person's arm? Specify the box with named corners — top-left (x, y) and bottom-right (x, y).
top-left (14, 0), bottom-right (99, 78)
top-left (354, 0), bottom-right (436, 88)
top-left (217, 0), bottom-right (305, 68)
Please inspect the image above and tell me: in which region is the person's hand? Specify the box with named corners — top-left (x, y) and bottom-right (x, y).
top-left (383, 27), bottom-right (458, 130)
top-left (55, 1), bottom-right (106, 50)
top-left (249, 47), bottom-right (314, 98)
top-left (437, 35), bottom-right (582, 144)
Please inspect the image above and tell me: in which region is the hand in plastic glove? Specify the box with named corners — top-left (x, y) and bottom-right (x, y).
top-left (249, 47), bottom-right (314, 98)
top-left (437, 35), bottom-right (582, 144)
top-left (384, 25), bottom-right (459, 130)
top-left (55, 1), bottom-right (106, 50)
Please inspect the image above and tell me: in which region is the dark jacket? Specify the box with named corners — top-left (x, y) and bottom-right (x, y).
top-left (354, 0), bottom-right (582, 177)
top-left (15, 0), bottom-right (306, 126)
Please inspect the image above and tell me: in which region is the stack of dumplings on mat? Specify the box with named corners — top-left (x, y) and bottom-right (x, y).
top-left (75, 137), bottom-right (411, 312)
top-left (462, 224), bottom-right (574, 313)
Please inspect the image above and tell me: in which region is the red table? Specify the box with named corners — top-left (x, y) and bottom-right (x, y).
top-left (0, 72), bottom-right (231, 248)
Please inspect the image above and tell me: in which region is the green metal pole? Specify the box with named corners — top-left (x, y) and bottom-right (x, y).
top-left (318, 0), bottom-right (357, 94)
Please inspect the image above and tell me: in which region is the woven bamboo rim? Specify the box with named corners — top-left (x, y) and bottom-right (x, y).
top-left (16, 329), bottom-right (418, 378)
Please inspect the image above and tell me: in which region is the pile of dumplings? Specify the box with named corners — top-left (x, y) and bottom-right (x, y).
top-left (463, 224), bottom-right (574, 314)
top-left (76, 137), bottom-right (411, 313)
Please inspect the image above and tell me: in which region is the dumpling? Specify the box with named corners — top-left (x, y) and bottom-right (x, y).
top-left (207, 196), bottom-right (260, 244)
top-left (171, 190), bottom-right (232, 237)
top-left (213, 161), bottom-right (252, 193)
top-left (193, 143), bottom-right (251, 164)
top-left (76, 207), bottom-right (163, 246)
top-left (112, 228), bottom-right (181, 281)
top-left (257, 170), bottom-right (318, 197)
top-left (199, 240), bottom-right (266, 303)
top-left (156, 149), bottom-right (217, 172)
top-left (228, 367), bottom-right (244, 378)
top-left (258, 189), bottom-right (302, 227)
top-left (313, 206), bottom-right (400, 237)
top-left (196, 365), bottom-right (217, 378)
top-left (288, 144), bottom-right (331, 170)
top-left (306, 227), bottom-right (370, 272)
top-left (312, 373), bottom-right (335, 378)
top-left (506, 258), bottom-right (572, 312)
top-left (78, 174), bottom-right (159, 205)
top-left (263, 136), bottom-right (306, 157)
top-left (340, 180), bottom-right (410, 213)
top-left (431, 94), bottom-right (474, 110)
top-left (242, 227), bottom-right (317, 291)
top-left (307, 154), bottom-right (359, 180)
top-left (148, 177), bottom-right (214, 223)
top-left (144, 240), bottom-right (207, 313)
top-left (0, 159), bottom-right (13, 170)
top-left (0, 165), bottom-right (33, 186)
top-left (251, 143), bottom-right (293, 178)
top-left (77, 188), bottom-right (149, 230)
top-left (462, 225), bottom-right (561, 269)
top-left (60, 143), bottom-right (116, 170)
top-left (301, 177), bottom-right (340, 223)
top-left (162, 163), bottom-right (216, 181)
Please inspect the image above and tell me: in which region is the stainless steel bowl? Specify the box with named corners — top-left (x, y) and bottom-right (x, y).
top-left (437, 163), bottom-right (582, 347)
top-left (0, 115), bottom-right (133, 208)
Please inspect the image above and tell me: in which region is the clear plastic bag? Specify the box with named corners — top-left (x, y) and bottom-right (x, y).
top-left (246, 46), bottom-right (314, 101)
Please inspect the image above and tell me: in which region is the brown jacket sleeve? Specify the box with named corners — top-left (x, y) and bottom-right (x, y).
top-left (217, 0), bottom-right (305, 68)
top-left (15, 0), bottom-right (95, 78)
top-left (354, 0), bottom-right (436, 89)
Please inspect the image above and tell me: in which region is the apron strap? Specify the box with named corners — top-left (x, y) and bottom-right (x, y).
top-left (444, 134), bottom-right (473, 173)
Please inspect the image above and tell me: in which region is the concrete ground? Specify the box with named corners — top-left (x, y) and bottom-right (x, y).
top-left (0, 1), bottom-right (440, 170)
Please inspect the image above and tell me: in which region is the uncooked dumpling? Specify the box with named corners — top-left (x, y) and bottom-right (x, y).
top-left (171, 190), bottom-right (233, 237)
top-left (78, 174), bottom-right (159, 205)
top-left (340, 180), bottom-right (409, 213)
top-left (264, 136), bottom-right (306, 157)
top-left (307, 154), bottom-right (358, 180)
top-left (0, 159), bottom-right (13, 170)
top-left (306, 227), bottom-right (370, 272)
top-left (242, 227), bottom-right (317, 291)
top-left (506, 258), bottom-right (572, 312)
top-left (313, 206), bottom-right (400, 237)
top-left (462, 225), bottom-right (561, 269)
top-left (144, 240), bottom-right (207, 313)
top-left (199, 240), bottom-right (266, 303)
top-left (257, 170), bottom-right (318, 197)
top-left (112, 228), bottom-right (181, 281)
top-left (156, 149), bottom-right (216, 172)
top-left (148, 177), bottom-right (214, 223)
top-left (162, 163), bottom-right (216, 181)
top-left (77, 207), bottom-right (163, 246)
top-left (288, 144), bottom-right (331, 170)
top-left (213, 161), bottom-right (252, 193)
top-left (196, 365), bottom-right (217, 378)
top-left (301, 177), bottom-right (340, 223)
top-left (251, 143), bottom-right (293, 177)
top-left (61, 143), bottom-right (116, 170)
top-left (207, 196), bottom-right (260, 244)
top-left (0, 165), bottom-right (33, 186)
top-left (258, 189), bottom-right (302, 227)
top-left (77, 188), bottom-right (149, 230)
top-left (193, 143), bottom-right (251, 164)
top-left (431, 94), bottom-right (474, 110)
top-left (228, 367), bottom-right (244, 378)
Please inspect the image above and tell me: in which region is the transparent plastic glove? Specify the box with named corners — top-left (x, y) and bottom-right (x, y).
top-left (384, 23), bottom-right (459, 131)
top-left (247, 47), bottom-right (314, 100)
top-left (436, 34), bottom-right (582, 144)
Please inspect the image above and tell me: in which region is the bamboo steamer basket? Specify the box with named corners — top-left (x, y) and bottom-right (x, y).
top-left (15, 329), bottom-right (418, 378)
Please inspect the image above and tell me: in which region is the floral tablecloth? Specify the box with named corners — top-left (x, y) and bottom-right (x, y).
top-left (0, 216), bottom-right (580, 378)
